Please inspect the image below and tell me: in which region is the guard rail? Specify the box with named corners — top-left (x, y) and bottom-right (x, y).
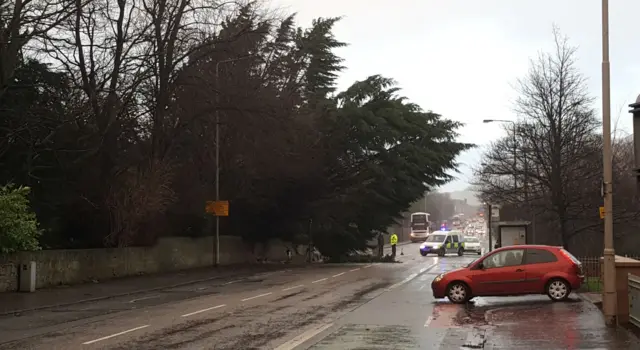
top-left (629, 273), bottom-right (640, 329)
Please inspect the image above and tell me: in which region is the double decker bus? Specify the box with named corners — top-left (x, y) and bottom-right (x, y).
top-left (451, 215), bottom-right (462, 228)
top-left (410, 212), bottom-right (431, 242)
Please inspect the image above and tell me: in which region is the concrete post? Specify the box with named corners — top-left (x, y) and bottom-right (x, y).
top-left (629, 95), bottom-right (640, 195)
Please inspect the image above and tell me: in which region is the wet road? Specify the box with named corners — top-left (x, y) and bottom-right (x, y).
top-left (298, 255), bottom-right (638, 350)
top-left (0, 242), bottom-right (637, 349)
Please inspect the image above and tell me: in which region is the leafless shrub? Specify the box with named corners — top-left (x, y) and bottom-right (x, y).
top-left (105, 158), bottom-right (176, 246)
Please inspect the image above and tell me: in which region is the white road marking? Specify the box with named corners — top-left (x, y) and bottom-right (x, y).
top-left (181, 304), bottom-right (226, 317)
top-left (241, 292), bottom-right (272, 302)
top-left (418, 284), bottom-right (426, 291)
top-left (274, 323), bottom-right (334, 350)
top-left (282, 284), bottom-right (304, 291)
top-left (424, 316), bottom-right (434, 328)
top-left (312, 278), bottom-right (327, 284)
top-left (82, 325), bottom-right (150, 345)
top-left (128, 295), bottom-right (161, 303)
top-left (223, 279), bottom-right (243, 285)
top-left (332, 272), bottom-right (345, 278)
top-left (386, 262), bottom-right (437, 291)
top-left (349, 268), bottom-right (360, 272)
top-left (363, 265), bottom-right (373, 268)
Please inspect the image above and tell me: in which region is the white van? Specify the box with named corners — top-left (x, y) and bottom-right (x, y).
top-left (419, 231), bottom-right (464, 257)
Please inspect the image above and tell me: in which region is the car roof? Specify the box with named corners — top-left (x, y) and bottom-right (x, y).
top-left (438, 231), bottom-right (462, 236)
top-left (493, 245), bottom-right (559, 252)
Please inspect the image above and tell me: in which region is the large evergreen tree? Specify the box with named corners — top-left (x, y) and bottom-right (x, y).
top-left (1, 3), bottom-right (473, 254)
top-left (309, 75), bottom-right (471, 257)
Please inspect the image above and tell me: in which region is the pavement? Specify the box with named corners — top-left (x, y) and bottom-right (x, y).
top-left (0, 242), bottom-right (637, 349)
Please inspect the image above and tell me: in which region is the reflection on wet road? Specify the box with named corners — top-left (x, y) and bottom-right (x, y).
top-left (303, 252), bottom-right (640, 350)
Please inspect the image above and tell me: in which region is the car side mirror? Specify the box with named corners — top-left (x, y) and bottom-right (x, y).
top-left (476, 262), bottom-right (484, 270)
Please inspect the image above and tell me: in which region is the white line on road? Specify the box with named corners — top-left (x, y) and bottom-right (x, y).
top-left (274, 323), bottom-right (334, 350)
top-left (223, 279), bottom-right (243, 285)
top-left (282, 284), bottom-right (304, 291)
top-left (128, 295), bottom-right (161, 303)
top-left (181, 304), bottom-right (226, 317)
top-left (332, 272), bottom-right (345, 278)
top-left (424, 316), bottom-right (433, 328)
top-left (386, 262), bottom-right (438, 291)
top-left (241, 292), bottom-right (272, 302)
top-left (349, 268), bottom-right (360, 272)
top-left (82, 325), bottom-right (150, 345)
top-left (312, 278), bottom-right (327, 284)
top-left (363, 265), bottom-right (373, 268)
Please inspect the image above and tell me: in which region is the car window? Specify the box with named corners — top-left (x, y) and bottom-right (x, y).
top-left (444, 236), bottom-right (452, 243)
top-left (525, 249), bottom-right (557, 264)
top-left (426, 234), bottom-right (446, 242)
top-left (452, 235), bottom-right (459, 243)
top-left (482, 249), bottom-right (524, 269)
top-left (465, 237), bottom-right (479, 243)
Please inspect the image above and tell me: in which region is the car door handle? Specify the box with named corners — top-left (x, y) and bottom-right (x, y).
top-left (515, 269), bottom-right (525, 272)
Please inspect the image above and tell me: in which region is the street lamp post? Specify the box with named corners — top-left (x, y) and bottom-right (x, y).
top-left (214, 55), bottom-right (253, 266)
top-left (600, 0), bottom-right (617, 326)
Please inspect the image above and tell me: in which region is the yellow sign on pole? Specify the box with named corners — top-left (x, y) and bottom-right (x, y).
top-left (206, 200), bottom-right (229, 216)
top-left (599, 206), bottom-right (605, 219)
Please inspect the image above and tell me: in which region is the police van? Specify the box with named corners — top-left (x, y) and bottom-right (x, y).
top-left (419, 229), bottom-right (464, 257)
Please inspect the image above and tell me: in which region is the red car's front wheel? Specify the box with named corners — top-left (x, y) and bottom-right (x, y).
top-left (446, 281), bottom-right (471, 304)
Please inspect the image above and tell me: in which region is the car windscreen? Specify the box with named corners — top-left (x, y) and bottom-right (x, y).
top-left (412, 214), bottom-right (427, 223)
top-left (466, 258), bottom-right (479, 268)
top-left (425, 234), bottom-right (446, 242)
top-left (465, 237), bottom-right (479, 243)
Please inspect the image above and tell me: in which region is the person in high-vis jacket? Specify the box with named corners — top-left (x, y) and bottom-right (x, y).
top-left (390, 233), bottom-right (398, 257)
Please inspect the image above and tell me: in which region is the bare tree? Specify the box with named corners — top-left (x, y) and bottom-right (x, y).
top-left (0, 0), bottom-right (76, 96)
top-left (476, 28), bottom-right (602, 250)
top-left (140, 0), bottom-right (244, 157)
top-left (37, 0), bottom-right (165, 245)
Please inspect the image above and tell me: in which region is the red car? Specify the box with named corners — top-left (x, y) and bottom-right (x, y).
top-left (431, 245), bottom-right (584, 304)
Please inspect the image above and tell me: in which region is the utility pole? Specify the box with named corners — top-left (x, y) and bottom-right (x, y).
top-left (512, 123), bottom-right (517, 198)
top-left (519, 123), bottom-right (536, 243)
top-left (600, 0), bottom-right (617, 326)
top-left (629, 96), bottom-right (640, 193)
top-left (486, 203), bottom-right (492, 252)
top-left (522, 148), bottom-right (536, 243)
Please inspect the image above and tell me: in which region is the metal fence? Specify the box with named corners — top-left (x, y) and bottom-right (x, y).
top-left (577, 256), bottom-right (640, 292)
top-left (578, 256), bottom-right (603, 292)
top-left (630, 273), bottom-right (640, 329)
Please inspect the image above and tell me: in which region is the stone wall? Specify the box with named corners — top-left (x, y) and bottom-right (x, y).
top-left (0, 236), bottom-right (301, 292)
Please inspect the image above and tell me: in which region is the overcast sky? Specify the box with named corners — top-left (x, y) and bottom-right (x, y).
top-left (271, 0), bottom-right (640, 192)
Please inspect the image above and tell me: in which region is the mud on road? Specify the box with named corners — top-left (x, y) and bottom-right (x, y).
top-left (111, 280), bottom-right (393, 350)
